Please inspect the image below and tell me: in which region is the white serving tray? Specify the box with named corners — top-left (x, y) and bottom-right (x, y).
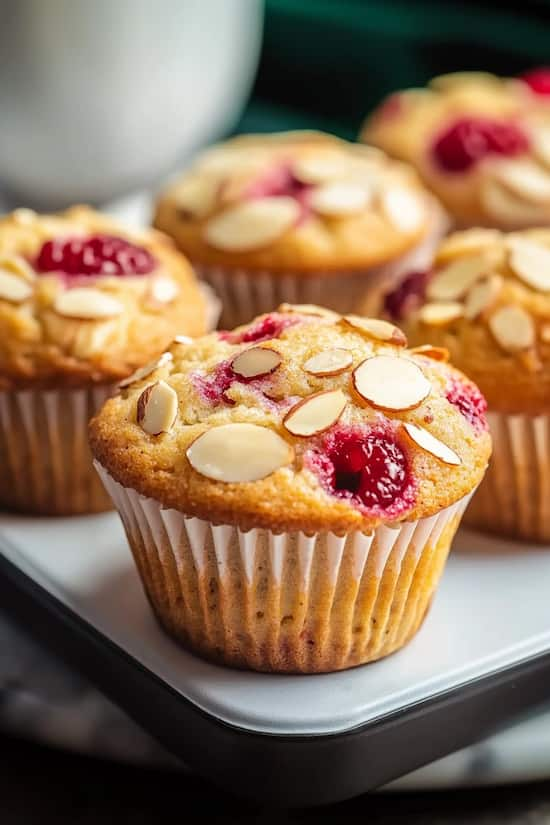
top-left (1, 511), bottom-right (549, 804)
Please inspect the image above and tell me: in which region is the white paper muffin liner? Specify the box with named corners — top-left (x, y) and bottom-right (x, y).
top-left (195, 200), bottom-right (448, 328)
top-left (465, 411), bottom-right (550, 544)
top-left (0, 385), bottom-right (114, 515)
top-left (97, 464), bottom-right (471, 673)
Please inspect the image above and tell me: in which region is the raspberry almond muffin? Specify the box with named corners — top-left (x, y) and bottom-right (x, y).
top-left (153, 131), bottom-right (447, 327)
top-left (361, 69), bottom-right (550, 229)
top-left (381, 227), bottom-right (550, 543)
top-left (0, 205), bottom-right (208, 515)
top-left (90, 304), bottom-right (490, 673)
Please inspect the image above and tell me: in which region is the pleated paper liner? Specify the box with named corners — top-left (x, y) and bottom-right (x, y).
top-left (97, 464), bottom-right (471, 673)
top-left (195, 200), bottom-right (448, 329)
top-left (0, 385), bottom-right (114, 515)
top-left (466, 411), bottom-right (550, 544)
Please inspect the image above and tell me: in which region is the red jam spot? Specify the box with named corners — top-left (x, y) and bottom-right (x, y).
top-left (35, 235), bottom-right (156, 278)
top-left (384, 270), bottom-right (430, 321)
top-left (220, 312), bottom-right (300, 345)
top-left (446, 379), bottom-right (488, 433)
top-left (306, 424), bottom-right (416, 519)
top-left (521, 67), bottom-right (550, 96)
top-left (431, 117), bottom-right (529, 172)
top-left (243, 162), bottom-right (312, 220)
top-left (194, 360), bottom-right (236, 405)
top-left (194, 354), bottom-right (281, 406)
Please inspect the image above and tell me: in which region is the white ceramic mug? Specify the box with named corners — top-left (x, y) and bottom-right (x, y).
top-left (0, 0), bottom-right (263, 206)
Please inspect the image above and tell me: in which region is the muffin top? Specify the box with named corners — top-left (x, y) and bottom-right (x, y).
top-left (90, 304), bottom-right (491, 534)
top-left (153, 131), bottom-right (438, 273)
top-left (0, 206), bottom-right (208, 390)
top-left (380, 227), bottom-right (550, 414)
top-left (361, 70), bottom-right (550, 229)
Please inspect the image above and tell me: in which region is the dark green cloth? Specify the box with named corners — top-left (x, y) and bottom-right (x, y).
top-left (237, 0), bottom-right (550, 138)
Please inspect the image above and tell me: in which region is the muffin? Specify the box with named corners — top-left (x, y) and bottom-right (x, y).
top-left (153, 131), bottom-right (447, 327)
top-left (361, 69), bottom-right (550, 229)
top-left (90, 304), bottom-right (490, 673)
top-left (380, 226), bottom-right (550, 543)
top-left (0, 205), bottom-right (208, 515)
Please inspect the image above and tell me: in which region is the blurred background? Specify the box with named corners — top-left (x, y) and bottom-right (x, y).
top-left (2, 0), bottom-right (550, 208)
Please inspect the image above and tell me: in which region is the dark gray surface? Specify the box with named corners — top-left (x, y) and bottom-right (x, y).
top-left (1, 731), bottom-right (549, 824)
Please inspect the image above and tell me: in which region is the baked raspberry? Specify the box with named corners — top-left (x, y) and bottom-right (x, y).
top-left (384, 270), bottom-right (430, 320)
top-left (431, 117), bottom-right (529, 172)
top-left (220, 312), bottom-right (300, 345)
top-left (446, 379), bottom-right (488, 432)
top-left (36, 235), bottom-right (156, 277)
top-left (243, 162), bottom-right (312, 220)
top-left (306, 424), bottom-right (416, 518)
top-left (521, 67), bottom-right (550, 96)
top-left (194, 355), bottom-right (279, 406)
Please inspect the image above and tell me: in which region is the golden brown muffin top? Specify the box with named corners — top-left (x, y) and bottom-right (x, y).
top-left (90, 304), bottom-right (491, 534)
top-left (0, 206), bottom-right (208, 390)
top-left (153, 131), bottom-right (437, 273)
top-left (379, 227), bottom-right (550, 414)
top-left (361, 71), bottom-right (550, 229)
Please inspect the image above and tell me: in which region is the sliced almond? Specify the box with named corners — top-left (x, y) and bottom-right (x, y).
top-left (173, 334), bottom-right (193, 345)
top-left (309, 182), bottom-right (371, 216)
top-left (340, 315), bottom-right (407, 346)
top-left (508, 238), bottom-right (550, 292)
top-left (464, 274), bottom-right (503, 319)
top-left (277, 303), bottom-right (339, 320)
top-left (381, 188), bottom-right (425, 233)
top-left (494, 160), bottom-right (550, 205)
top-left (148, 276), bottom-right (180, 305)
top-left (488, 305), bottom-right (535, 353)
top-left (231, 346), bottom-right (282, 379)
top-left (436, 229), bottom-right (502, 263)
top-left (0, 254), bottom-right (36, 282)
top-left (409, 344), bottom-right (450, 362)
top-left (481, 178), bottom-right (546, 226)
top-left (541, 323), bottom-right (550, 344)
top-left (426, 256), bottom-right (488, 302)
top-left (303, 348), bottom-right (353, 376)
top-left (173, 175), bottom-right (220, 219)
top-left (54, 288), bottom-right (124, 320)
top-left (119, 352), bottom-right (173, 388)
top-left (13, 208), bottom-right (37, 226)
top-left (352, 355), bottom-right (431, 411)
top-left (292, 153), bottom-right (350, 184)
top-left (204, 197), bottom-right (300, 252)
top-left (136, 380), bottom-right (178, 435)
top-left (283, 389), bottom-right (347, 437)
top-left (0, 271), bottom-right (33, 303)
top-left (186, 423), bottom-right (293, 482)
top-left (403, 422), bottom-right (461, 466)
top-left (418, 302), bottom-right (463, 326)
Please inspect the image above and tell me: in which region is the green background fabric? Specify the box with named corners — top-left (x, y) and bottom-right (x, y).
top-left (237, 0), bottom-right (550, 138)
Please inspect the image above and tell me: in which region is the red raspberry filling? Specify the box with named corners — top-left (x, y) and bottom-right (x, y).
top-left (35, 235), bottom-right (156, 278)
top-left (431, 117), bottom-right (529, 172)
top-left (194, 352), bottom-right (281, 406)
top-left (219, 312), bottom-right (300, 345)
top-left (521, 67), bottom-right (550, 96)
top-left (243, 162), bottom-right (312, 220)
top-left (446, 379), bottom-right (488, 432)
top-left (384, 270), bottom-right (430, 321)
top-left (306, 424), bottom-right (416, 519)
